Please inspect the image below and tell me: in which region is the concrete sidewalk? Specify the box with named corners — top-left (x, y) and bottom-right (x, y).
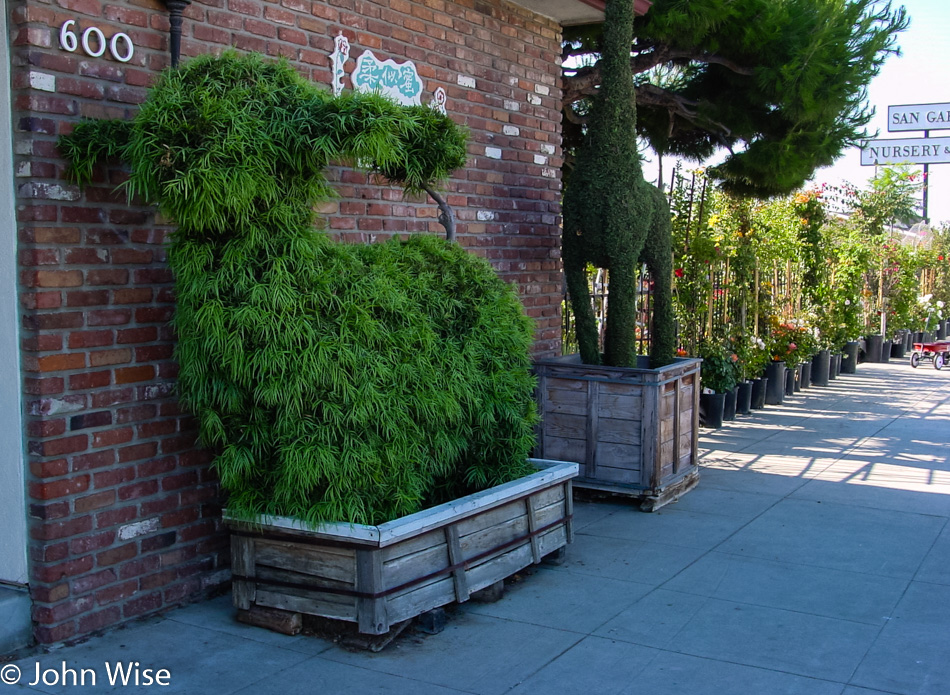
top-left (4, 360), bottom-right (949, 695)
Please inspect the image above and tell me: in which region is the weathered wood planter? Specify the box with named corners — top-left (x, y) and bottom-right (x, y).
top-left (225, 459), bottom-right (577, 635)
top-left (533, 355), bottom-right (702, 511)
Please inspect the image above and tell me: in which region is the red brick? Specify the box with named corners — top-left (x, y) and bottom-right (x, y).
top-left (111, 248), bottom-right (153, 264)
top-left (69, 331), bottom-right (114, 349)
top-left (118, 480), bottom-right (159, 500)
top-left (77, 606), bottom-right (121, 633)
top-left (134, 344), bottom-right (173, 362)
top-left (96, 506), bottom-right (137, 529)
top-left (71, 569), bottom-right (117, 594)
top-left (92, 427), bottom-right (134, 448)
top-left (31, 516), bottom-right (93, 542)
top-left (90, 349), bottom-right (132, 367)
top-left (123, 592), bottom-right (163, 618)
top-left (94, 579), bottom-right (138, 605)
top-left (96, 543), bottom-right (137, 566)
top-left (70, 411), bottom-right (113, 431)
top-left (26, 270), bottom-right (83, 288)
top-left (25, 314), bottom-right (84, 335)
top-left (116, 404), bottom-right (158, 423)
top-left (30, 476), bottom-right (90, 500)
top-left (30, 458), bottom-right (69, 477)
top-left (117, 327), bottom-right (158, 344)
top-left (118, 555), bottom-right (161, 580)
top-left (112, 288), bottom-right (152, 304)
top-left (22, 334), bottom-right (63, 352)
top-left (71, 449), bottom-right (116, 472)
top-left (21, 292), bottom-right (63, 311)
top-left (64, 248), bottom-right (108, 265)
top-left (162, 471), bottom-right (199, 491)
top-left (91, 387), bottom-right (134, 409)
top-left (141, 495), bottom-right (179, 516)
top-left (115, 365), bottom-right (155, 384)
top-left (66, 290), bottom-right (110, 307)
top-left (69, 370), bottom-right (112, 391)
top-left (70, 530), bottom-right (116, 554)
top-left (88, 309), bottom-right (132, 326)
top-left (87, 269), bottom-right (129, 285)
top-left (92, 466), bottom-right (136, 489)
top-left (27, 420), bottom-right (67, 439)
top-left (31, 434), bottom-right (88, 458)
top-left (74, 490), bottom-right (116, 513)
top-left (37, 353), bottom-right (85, 372)
top-left (34, 622), bottom-right (78, 643)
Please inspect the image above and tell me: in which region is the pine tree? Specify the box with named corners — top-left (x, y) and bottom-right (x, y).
top-left (562, 0), bottom-right (908, 197)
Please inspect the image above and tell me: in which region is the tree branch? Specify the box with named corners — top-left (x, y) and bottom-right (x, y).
top-left (421, 183), bottom-right (456, 243)
top-left (562, 45), bottom-right (754, 108)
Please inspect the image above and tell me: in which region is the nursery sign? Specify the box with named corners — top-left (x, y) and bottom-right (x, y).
top-left (888, 102), bottom-right (950, 132)
top-left (859, 136), bottom-right (950, 166)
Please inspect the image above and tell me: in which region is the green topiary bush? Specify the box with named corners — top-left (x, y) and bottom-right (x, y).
top-left (60, 52), bottom-right (538, 525)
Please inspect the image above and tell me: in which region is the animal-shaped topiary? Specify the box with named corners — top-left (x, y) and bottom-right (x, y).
top-left (60, 52), bottom-right (538, 525)
top-left (562, 0), bottom-right (675, 368)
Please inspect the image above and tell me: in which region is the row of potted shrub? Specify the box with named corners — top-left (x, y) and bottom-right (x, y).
top-left (696, 317), bottom-right (949, 428)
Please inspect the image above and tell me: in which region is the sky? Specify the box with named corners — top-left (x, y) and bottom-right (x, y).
top-left (640, 0), bottom-right (950, 225)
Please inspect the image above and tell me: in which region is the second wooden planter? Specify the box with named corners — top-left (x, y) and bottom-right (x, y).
top-left (533, 355), bottom-right (702, 511)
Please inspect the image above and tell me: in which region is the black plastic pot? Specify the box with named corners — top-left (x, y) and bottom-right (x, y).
top-left (765, 361), bottom-right (785, 405)
top-left (751, 378), bottom-right (768, 409)
top-left (736, 381), bottom-right (753, 414)
top-left (811, 349), bottom-right (830, 387)
top-left (865, 334), bottom-right (883, 363)
top-left (938, 322), bottom-right (947, 340)
top-left (841, 341), bottom-right (859, 374)
top-left (829, 353), bottom-right (839, 379)
top-left (785, 366), bottom-right (796, 396)
top-left (723, 387), bottom-right (738, 421)
top-left (699, 392), bottom-right (726, 429)
top-left (799, 360), bottom-right (811, 389)
top-left (891, 339), bottom-right (905, 358)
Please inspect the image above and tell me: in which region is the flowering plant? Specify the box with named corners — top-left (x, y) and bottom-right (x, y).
top-left (737, 335), bottom-right (771, 380)
top-left (698, 340), bottom-right (739, 394)
top-left (768, 319), bottom-right (815, 367)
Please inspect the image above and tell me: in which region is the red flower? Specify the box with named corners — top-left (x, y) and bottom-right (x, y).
top-left (940, 255), bottom-right (945, 261)
top-left (674, 268), bottom-right (684, 278)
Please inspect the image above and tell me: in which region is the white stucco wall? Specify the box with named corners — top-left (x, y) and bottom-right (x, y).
top-left (0, 4), bottom-right (29, 586)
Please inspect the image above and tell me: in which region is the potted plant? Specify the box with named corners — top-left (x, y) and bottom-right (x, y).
top-left (536, 0), bottom-right (700, 511)
top-left (697, 341), bottom-right (738, 428)
top-left (61, 53), bottom-right (577, 637)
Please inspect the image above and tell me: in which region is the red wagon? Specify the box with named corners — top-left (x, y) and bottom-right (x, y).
top-left (910, 340), bottom-right (950, 370)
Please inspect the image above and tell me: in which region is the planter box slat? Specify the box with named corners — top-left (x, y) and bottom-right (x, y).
top-left (227, 459), bottom-right (577, 635)
top-left (255, 541), bottom-right (356, 585)
top-left (598, 418), bottom-right (641, 446)
top-left (256, 588), bottom-right (357, 621)
top-left (535, 356), bottom-right (701, 510)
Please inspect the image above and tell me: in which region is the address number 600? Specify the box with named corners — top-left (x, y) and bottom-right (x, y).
top-left (59, 20), bottom-right (134, 63)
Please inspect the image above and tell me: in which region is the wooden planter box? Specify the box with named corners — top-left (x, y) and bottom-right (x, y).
top-left (533, 355), bottom-right (702, 511)
top-left (225, 459), bottom-right (577, 635)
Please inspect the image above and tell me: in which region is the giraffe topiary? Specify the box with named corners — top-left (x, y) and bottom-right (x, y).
top-left (562, 0), bottom-right (675, 369)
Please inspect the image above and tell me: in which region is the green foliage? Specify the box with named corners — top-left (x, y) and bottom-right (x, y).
top-left (562, 0), bottom-right (675, 369)
top-left (174, 233), bottom-right (538, 525)
top-left (60, 52), bottom-right (539, 526)
top-left (563, 0), bottom-right (908, 197)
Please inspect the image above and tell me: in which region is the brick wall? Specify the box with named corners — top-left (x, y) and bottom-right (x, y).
top-left (11, 0), bottom-right (563, 643)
